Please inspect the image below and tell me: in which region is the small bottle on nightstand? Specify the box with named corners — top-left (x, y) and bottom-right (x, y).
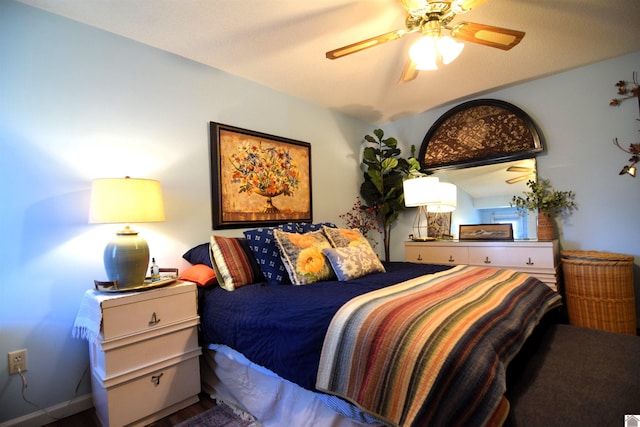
top-left (150, 258), bottom-right (160, 280)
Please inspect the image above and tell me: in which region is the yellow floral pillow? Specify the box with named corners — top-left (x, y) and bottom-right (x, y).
top-left (273, 229), bottom-right (335, 285)
top-left (323, 226), bottom-right (369, 248)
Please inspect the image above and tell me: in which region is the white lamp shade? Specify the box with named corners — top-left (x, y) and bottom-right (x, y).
top-left (427, 182), bottom-right (457, 213)
top-left (89, 177), bottom-right (165, 224)
top-left (403, 176), bottom-right (440, 207)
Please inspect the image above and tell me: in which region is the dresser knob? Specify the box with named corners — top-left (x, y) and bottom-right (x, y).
top-left (417, 254), bottom-right (423, 261)
top-left (148, 312), bottom-right (161, 327)
top-left (526, 257), bottom-right (534, 265)
top-left (151, 373), bottom-right (163, 386)
top-left (484, 257), bottom-right (491, 264)
top-left (448, 255), bottom-right (455, 263)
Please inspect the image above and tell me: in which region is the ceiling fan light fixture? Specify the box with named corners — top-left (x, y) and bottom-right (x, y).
top-left (437, 35), bottom-right (464, 64)
top-left (409, 36), bottom-right (438, 70)
top-left (409, 34), bottom-right (463, 70)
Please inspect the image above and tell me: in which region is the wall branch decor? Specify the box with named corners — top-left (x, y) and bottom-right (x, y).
top-left (609, 72), bottom-right (639, 177)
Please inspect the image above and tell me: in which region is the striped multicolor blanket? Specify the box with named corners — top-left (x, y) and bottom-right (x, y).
top-left (316, 265), bottom-right (561, 427)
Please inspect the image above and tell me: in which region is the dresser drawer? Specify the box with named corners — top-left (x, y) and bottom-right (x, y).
top-left (101, 284), bottom-right (197, 340)
top-left (405, 245), bottom-right (468, 265)
top-left (91, 320), bottom-right (199, 379)
top-left (92, 352), bottom-right (201, 427)
top-left (468, 247), bottom-right (510, 266)
top-left (505, 247), bottom-right (556, 269)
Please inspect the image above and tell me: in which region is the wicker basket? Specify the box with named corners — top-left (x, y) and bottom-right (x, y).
top-left (561, 250), bottom-right (636, 335)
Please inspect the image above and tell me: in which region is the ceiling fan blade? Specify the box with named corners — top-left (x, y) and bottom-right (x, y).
top-left (450, 22), bottom-right (525, 50)
top-left (506, 174), bottom-right (533, 184)
top-left (326, 29), bottom-right (408, 59)
top-left (399, 59), bottom-right (419, 83)
top-left (507, 166), bottom-right (532, 173)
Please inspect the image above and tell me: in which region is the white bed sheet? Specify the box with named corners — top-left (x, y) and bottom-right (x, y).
top-left (201, 344), bottom-right (388, 427)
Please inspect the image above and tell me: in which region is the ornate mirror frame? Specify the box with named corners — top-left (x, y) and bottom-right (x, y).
top-left (418, 99), bottom-right (545, 172)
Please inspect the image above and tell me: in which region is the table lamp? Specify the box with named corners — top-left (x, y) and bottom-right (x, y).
top-left (403, 176), bottom-right (440, 241)
top-left (427, 182), bottom-right (457, 213)
top-left (89, 177), bottom-right (165, 289)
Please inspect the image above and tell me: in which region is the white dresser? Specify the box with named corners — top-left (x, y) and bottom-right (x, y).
top-left (87, 281), bottom-right (201, 427)
top-left (405, 240), bottom-right (560, 291)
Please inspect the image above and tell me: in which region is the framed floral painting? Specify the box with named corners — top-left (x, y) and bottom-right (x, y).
top-left (210, 122), bottom-right (312, 229)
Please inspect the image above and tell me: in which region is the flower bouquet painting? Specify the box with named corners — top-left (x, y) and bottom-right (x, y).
top-left (210, 123), bottom-right (312, 229)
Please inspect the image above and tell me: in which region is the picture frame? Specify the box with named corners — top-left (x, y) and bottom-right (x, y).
top-left (459, 224), bottom-right (514, 241)
top-left (427, 212), bottom-right (453, 239)
top-left (210, 122), bottom-right (312, 229)
top-left (418, 99), bottom-right (545, 172)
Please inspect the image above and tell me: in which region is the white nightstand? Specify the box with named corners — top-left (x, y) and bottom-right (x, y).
top-left (81, 281), bottom-right (201, 427)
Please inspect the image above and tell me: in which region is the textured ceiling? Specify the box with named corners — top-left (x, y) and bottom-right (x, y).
top-left (17, 0), bottom-right (640, 124)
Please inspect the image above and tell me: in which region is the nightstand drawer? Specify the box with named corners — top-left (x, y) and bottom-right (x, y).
top-left (101, 283), bottom-right (197, 340)
top-left (91, 319), bottom-right (199, 379)
top-left (92, 352), bottom-right (201, 427)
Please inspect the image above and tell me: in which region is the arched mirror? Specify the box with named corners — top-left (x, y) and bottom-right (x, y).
top-left (419, 99), bottom-right (545, 240)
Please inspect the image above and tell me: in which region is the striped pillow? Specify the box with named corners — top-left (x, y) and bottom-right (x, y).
top-left (209, 236), bottom-right (263, 291)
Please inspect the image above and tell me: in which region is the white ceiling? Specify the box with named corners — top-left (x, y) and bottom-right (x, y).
top-left (17, 0), bottom-right (640, 125)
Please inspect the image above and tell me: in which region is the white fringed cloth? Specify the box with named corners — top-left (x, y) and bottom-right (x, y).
top-left (72, 289), bottom-right (129, 342)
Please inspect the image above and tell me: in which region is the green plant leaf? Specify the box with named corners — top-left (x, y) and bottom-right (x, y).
top-left (380, 158), bottom-right (398, 173)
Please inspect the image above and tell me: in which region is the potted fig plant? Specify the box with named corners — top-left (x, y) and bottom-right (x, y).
top-left (511, 178), bottom-right (577, 240)
top-left (359, 129), bottom-right (421, 261)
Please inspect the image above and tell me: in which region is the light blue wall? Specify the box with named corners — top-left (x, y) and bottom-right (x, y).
top-left (1, 0), bottom-right (639, 423)
top-left (0, 1), bottom-right (370, 423)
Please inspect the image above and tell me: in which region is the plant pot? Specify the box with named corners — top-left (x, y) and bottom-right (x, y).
top-left (537, 212), bottom-right (556, 240)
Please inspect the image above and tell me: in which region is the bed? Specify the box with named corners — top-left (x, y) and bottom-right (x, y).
top-left (183, 223), bottom-right (562, 427)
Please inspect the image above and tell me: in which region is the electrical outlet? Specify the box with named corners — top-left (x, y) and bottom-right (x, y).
top-left (8, 349), bottom-right (27, 375)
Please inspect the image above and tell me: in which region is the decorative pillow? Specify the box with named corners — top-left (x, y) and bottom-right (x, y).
top-left (182, 243), bottom-right (212, 268)
top-left (298, 222), bottom-right (338, 233)
top-left (273, 229), bottom-right (335, 285)
top-left (243, 223), bottom-right (297, 285)
top-left (323, 226), bottom-right (369, 248)
top-left (209, 236), bottom-right (263, 291)
top-left (178, 264), bottom-right (217, 287)
top-left (322, 244), bottom-right (386, 281)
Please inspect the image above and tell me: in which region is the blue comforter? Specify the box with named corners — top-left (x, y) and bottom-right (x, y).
top-left (199, 262), bottom-right (451, 391)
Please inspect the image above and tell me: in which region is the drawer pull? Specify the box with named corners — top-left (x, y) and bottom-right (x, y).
top-left (148, 312), bottom-right (161, 327)
top-left (526, 257), bottom-right (534, 265)
top-left (151, 373), bottom-right (163, 386)
top-left (448, 255), bottom-right (455, 263)
top-left (484, 257), bottom-right (491, 264)
top-left (417, 254), bottom-right (423, 261)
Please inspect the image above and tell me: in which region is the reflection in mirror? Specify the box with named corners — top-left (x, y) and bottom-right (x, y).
top-left (433, 158), bottom-right (538, 240)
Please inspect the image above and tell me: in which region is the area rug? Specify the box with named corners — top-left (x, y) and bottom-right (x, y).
top-left (175, 402), bottom-right (261, 427)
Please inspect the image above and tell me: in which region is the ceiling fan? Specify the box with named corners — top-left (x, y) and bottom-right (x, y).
top-left (505, 165), bottom-right (535, 184)
top-left (326, 0), bottom-right (525, 82)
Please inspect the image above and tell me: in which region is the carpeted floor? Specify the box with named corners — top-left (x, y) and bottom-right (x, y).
top-left (175, 402), bottom-right (261, 427)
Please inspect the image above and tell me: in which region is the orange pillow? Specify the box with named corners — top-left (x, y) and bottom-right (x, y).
top-left (179, 264), bottom-right (217, 287)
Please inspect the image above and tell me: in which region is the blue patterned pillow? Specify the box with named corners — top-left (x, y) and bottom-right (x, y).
top-left (322, 243), bottom-right (385, 281)
top-left (298, 222), bottom-right (338, 233)
top-left (243, 223), bottom-right (297, 285)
